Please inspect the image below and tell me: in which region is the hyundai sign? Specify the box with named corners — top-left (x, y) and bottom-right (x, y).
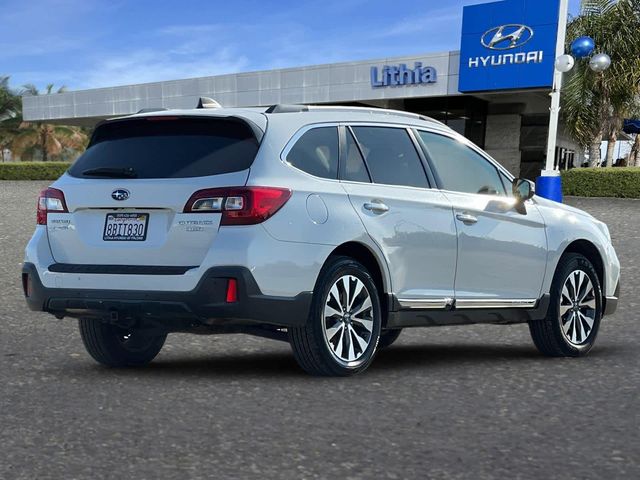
top-left (370, 62), bottom-right (437, 88)
top-left (458, 0), bottom-right (560, 92)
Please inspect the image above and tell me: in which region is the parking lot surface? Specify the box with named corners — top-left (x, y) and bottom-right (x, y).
top-left (1, 181), bottom-right (638, 479)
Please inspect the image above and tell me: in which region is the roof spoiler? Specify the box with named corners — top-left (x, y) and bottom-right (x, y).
top-left (136, 107), bottom-right (169, 114)
top-left (197, 97), bottom-right (222, 109)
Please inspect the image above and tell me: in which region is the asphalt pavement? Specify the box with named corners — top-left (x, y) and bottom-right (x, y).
top-left (1, 181), bottom-right (638, 480)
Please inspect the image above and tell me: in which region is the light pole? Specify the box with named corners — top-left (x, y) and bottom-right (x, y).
top-left (536, 0), bottom-right (569, 202)
top-left (536, 0), bottom-right (611, 202)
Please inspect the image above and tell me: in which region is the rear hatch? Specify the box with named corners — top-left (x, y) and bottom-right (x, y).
top-left (47, 115), bottom-right (261, 267)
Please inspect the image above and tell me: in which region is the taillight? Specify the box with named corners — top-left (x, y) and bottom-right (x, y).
top-left (37, 187), bottom-right (68, 225)
top-left (183, 187), bottom-right (291, 225)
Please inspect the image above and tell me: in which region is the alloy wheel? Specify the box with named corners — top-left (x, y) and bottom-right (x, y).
top-left (322, 275), bottom-right (374, 364)
top-left (559, 269), bottom-right (597, 346)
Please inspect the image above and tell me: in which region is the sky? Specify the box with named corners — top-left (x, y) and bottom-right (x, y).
top-left (1, 0), bottom-right (582, 92)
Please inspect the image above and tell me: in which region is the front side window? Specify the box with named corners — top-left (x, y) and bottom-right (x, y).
top-left (417, 131), bottom-right (506, 196)
top-left (499, 171), bottom-right (514, 197)
top-left (286, 127), bottom-right (339, 179)
top-left (351, 126), bottom-right (428, 188)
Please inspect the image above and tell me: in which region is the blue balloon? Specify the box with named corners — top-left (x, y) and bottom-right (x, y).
top-left (571, 36), bottom-right (595, 58)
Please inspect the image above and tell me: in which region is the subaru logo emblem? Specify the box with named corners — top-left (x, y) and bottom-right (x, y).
top-left (481, 24), bottom-right (534, 50)
top-left (111, 189), bottom-right (130, 201)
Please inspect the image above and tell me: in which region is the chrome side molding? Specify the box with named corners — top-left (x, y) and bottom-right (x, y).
top-left (397, 298), bottom-right (454, 309)
top-left (454, 298), bottom-right (537, 309)
top-left (397, 297), bottom-right (537, 310)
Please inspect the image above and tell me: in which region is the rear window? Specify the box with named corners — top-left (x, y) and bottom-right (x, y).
top-left (68, 117), bottom-right (260, 179)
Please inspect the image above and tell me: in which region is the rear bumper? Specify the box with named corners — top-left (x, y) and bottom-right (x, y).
top-left (603, 281), bottom-right (620, 316)
top-left (22, 262), bottom-right (312, 328)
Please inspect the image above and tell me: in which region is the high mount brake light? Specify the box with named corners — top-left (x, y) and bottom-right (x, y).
top-left (37, 188), bottom-right (68, 225)
top-left (226, 278), bottom-right (238, 303)
top-left (183, 187), bottom-right (292, 225)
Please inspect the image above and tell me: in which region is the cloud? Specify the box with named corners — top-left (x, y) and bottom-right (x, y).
top-left (377, 9), bottom-right (460, 38)
top-left (77, 46), bottom-right (249, 89)
top-left (158, 24), bottom-right (223, 36)
top-left (0, 0), bottom-right (100, 60)
top-left (11, 0), bottom-right (546, 92)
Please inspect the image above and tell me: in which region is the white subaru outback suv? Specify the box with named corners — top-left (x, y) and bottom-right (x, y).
top-left (23, 103), bottom-right (620, 376)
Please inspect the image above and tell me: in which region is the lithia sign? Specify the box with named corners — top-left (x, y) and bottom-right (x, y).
top-left (370, 62), bottom-right (437, 88)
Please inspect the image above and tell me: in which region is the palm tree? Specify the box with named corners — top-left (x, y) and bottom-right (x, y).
top-left (562, 0), bottom-right (640, 167)
top-left (0, 76), bottom-right (21, 161)
top-left (12, 84), bottom-right (88, 161)
top-left (0, 76), bottom-right (19, 121)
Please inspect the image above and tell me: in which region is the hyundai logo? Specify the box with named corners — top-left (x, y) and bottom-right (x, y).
top-left (111, 189), bottom-right (130, 201)
top-left (481, 24), bottom-right (534, 50)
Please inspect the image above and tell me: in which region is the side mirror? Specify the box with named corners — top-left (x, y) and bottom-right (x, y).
top-left (512, 178), bottom-right (534, 203)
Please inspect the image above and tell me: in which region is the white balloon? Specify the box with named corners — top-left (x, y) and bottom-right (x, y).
top-left (555, 54), bottom-right (575, 72)
top-left (589, 53), bottom-right (611, 72)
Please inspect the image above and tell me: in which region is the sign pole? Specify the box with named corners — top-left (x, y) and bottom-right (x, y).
top-left (537, 0), bottom-right (569, 201)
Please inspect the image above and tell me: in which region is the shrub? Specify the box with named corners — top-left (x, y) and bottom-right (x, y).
top-left (0, 162), bottom-right (71, 181)
top-left (561, 167), bottom-right (640, 198)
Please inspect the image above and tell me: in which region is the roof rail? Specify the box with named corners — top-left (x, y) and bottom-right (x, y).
top-left (197, 97), bottom-right (222, 109)
top-left (265, 104), bottom-right (309, 113)
top-left (136, 107), bottom-right (169, 114)
top-left (264, 104), bottom-right (442, 125)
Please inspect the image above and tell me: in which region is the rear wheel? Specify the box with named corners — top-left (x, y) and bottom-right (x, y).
top-left (529, 253), bottom-right (602, 357)
top-left (289, 256), bottom-right (382, 376)
top-left (78, 319), bottom-right (167, 367)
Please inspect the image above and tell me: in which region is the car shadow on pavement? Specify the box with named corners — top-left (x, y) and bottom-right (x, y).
top-left (375, 343), bottom-right (544, 369)
top-left (59, 342), bottom-right (619, 379)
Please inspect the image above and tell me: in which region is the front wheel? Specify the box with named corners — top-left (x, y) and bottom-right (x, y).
top-left (289, 256), bottom-right (382, 376)
top-left (529, 253), bottom-right (602, 357)
top-left (79, 319), bottom-right (167, 367)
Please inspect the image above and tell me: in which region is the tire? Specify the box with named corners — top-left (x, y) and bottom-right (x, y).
top-left (378, 329), bottom-right (402, 349)
top-left (529, 253), bottom-right (602, 357)
top-left (289, 255), bottom-right (382, 376)
top-left (78, 319), bottom-right (167, 367)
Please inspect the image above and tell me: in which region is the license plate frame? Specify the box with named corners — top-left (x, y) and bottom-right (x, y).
top-left (103, 213), bottom-right (149, 242)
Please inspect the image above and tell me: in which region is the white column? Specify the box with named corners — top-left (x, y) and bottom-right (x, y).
top-left (543, 0), bottom-right (570, 173)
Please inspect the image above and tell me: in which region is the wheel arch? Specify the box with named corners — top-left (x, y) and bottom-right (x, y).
top-left (327, 241), bottom-right (392, 323)
top-left (561, 239), bottom-right (605, 296)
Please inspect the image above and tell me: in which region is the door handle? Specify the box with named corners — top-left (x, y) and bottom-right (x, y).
top-left (363, 201), bottom-right (389, 214)
top-left (456, 212), bottom-right (478, 225)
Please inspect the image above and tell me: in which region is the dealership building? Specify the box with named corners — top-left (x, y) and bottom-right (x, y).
top-left (22, 0), bottom-right (580, 179)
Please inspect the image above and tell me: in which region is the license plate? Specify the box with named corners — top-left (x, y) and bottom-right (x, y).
top-left (103, 213), bottom-right (149, 241)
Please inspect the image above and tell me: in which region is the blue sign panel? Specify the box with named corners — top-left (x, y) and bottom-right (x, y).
top-left (371, 62), bottom-right (437, 88)
top-left (458, 0), bottom-right (560, 92)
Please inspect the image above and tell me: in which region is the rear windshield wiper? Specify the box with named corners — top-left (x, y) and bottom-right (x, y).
top-left (82, 167), bottom-right (138, 178)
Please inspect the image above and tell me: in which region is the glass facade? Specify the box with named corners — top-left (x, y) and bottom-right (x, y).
top-left (404, 96), bottom-right (488, 148)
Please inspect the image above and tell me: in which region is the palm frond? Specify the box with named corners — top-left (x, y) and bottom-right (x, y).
top-left (10, 130), bottom-right (40, 156)
top-left (20, 84), bottom-right (38, 96)
top-left (562, 0), bottom-right (640, 158)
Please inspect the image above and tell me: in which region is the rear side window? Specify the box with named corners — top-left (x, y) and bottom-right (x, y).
top-left (351, 126), bottom-right (428, 188)
top-left (286, 127), bottom-right (339, 179)
top-left (68, 117), bottom-right (260, 179)
top-left (417, 131), bottom-right (506, 196)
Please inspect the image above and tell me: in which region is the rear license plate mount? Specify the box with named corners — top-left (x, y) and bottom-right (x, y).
top-left (103, 213), bottom-right (149, 241)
